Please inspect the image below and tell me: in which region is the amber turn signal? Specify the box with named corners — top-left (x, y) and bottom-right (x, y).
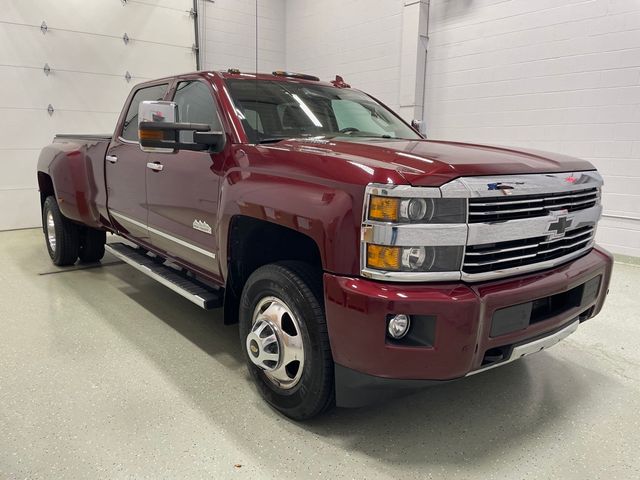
top-left (367, 244), bottom-right (401, 270)
top-left (138, 129), bottom-right (164, 140)
top-left (369, 196), bottom-right (399, 221)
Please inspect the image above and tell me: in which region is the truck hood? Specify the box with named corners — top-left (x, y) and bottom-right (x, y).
top-left (281, 137), bottom-right (595, 187)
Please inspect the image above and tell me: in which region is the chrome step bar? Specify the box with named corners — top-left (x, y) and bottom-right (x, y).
top-left (105, 243), bottom-right (222, 309)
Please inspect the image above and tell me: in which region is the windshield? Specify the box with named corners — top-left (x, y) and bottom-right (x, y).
top-left (225, 79), bottom-right (421, 144)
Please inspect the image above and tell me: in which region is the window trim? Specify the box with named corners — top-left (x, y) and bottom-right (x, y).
top-left (119, 82), bottom-right (170, 143)
top-left (169, 79), bottom-right (226, 136)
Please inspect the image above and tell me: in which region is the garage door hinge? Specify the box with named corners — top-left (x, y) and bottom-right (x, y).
top-left (40, 21), bottom-right (48, 34)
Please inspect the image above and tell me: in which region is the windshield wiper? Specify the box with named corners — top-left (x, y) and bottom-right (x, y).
top-left (257, 137), bottom-right (291, 144)
top-left (336, 133), bottom-right (393, 139)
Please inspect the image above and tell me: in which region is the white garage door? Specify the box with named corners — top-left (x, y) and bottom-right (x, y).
top-left (0, 0), bottom-right (196, 231)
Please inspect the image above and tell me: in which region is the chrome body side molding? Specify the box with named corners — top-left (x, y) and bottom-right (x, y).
top-left (110, 210), bottom-right (216, 260)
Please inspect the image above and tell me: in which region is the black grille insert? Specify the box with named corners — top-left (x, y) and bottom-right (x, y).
top-left (469, 187), bottom-right (599, 223)
top-left (464, 225), bottom-right (595, 275)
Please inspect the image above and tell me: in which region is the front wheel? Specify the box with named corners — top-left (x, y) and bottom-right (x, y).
top-left (43, 196), bottom-right (80, 266)
top-left (239, 262), bottom-right (334, 420)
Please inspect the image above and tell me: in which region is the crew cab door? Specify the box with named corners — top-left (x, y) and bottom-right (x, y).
top-left (145, 79), bottom-right (224, 277)
top-left (106, 83), bottom-right (169, 245)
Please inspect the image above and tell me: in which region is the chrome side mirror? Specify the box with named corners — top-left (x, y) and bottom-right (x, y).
top-left (137, 101), bottom-right (225, 154)
top-left (138, 101), bottom-right (178, 153)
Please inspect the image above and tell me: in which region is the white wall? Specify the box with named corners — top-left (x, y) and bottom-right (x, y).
top-left (286, 0), bottom-right (407, 112)
top-left (0, 0), bottom-right (196, 231)
top-left (200, 0), bottom-right (425, 116)
top-left (199, 0), bottom-right (286, 72)
top-left (425, 0), bottom-right (640, 257)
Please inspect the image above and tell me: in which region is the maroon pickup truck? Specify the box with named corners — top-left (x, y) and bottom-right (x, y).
top-left (37, 69), bottom-right (613, 420)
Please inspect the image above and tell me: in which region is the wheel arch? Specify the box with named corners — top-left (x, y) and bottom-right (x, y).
top-left (37, 171), bottom-right (55, 207)
top-left (223, 215), bottom-right (324, 325)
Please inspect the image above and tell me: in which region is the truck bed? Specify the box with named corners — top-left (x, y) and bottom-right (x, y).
top-left (54, 134), bottom-right (112, 141)
top-left (38, 134), bottom-right (113, 229)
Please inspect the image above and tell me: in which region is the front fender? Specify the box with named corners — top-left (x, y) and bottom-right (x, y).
top-left (217, 169), bottom-right (364, 279)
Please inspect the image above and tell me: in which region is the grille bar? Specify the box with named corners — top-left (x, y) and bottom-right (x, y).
top-left (464, 242), bottom-right (540, 257)
top-left (471, 206), bottom-right (545, 216)
top-left (470, 189), bottom-right (599, 207)
top-left (464, 251), bottom-right (539, 267)
top-left (469, 187), bottom-right (600, 223)
top-left (540, 228), bottom-right (592, 246)
top-left (463, 226), bottom-right (595, 274)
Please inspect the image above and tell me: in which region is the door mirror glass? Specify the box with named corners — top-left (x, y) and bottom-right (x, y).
top-left (138, 100), bottom-right (225, 153)
top-left (138, 101), bottom-right (178, 153)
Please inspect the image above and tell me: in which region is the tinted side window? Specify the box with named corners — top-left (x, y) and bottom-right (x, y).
top-left (173, 81), bottom-right (223, 142)
top-left (121, 84), bottom-right (168, 141)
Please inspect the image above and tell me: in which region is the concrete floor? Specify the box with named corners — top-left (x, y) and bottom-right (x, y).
top-left (0, 229), bottom-right (639, 479)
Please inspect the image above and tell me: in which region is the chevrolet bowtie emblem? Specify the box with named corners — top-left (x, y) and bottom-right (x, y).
top-left (548, 211), bottom-right (572, 239)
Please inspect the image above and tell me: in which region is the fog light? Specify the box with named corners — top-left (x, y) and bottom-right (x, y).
top-left (387, 314), bottom-right (411, 339)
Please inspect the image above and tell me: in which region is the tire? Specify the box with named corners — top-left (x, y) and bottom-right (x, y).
top-left (79, 227), bottom-right (106, 263)
top-left (239, 261), bottom-right (334, 420)
top-left (42, 196), bottom-right (80, 266)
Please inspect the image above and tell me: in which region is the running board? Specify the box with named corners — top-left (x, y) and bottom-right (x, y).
top-left (105, 243), bottom-right (222, 310)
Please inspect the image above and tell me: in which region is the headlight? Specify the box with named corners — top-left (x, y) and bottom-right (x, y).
top-left (369, 195), bottom-right (466, 223)
top-left (362, 184), bottom-right (467, 281)
top-left (367, 244), bottom-right (464, 272)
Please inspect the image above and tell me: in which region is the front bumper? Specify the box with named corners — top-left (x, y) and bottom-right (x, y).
top-left (324, 246), bottom-right (613, 407)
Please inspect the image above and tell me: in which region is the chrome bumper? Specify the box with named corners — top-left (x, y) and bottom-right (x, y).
top-left (466, 319), bottom-right (580, 376)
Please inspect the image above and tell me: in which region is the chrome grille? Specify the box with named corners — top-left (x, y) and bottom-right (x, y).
top-left (463, 225), bottom-right (595, 275)
top-left (468, 187), bottom-right (600, 223)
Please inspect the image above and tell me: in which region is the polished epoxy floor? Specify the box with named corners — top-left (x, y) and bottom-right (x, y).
top-left (0, 229), bottom-right (639, 479)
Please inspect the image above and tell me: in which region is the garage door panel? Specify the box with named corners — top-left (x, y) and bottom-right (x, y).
top-left (127, 0), bottom-right (193, 11)
top-left (0, 0), bottom-right (195, 231)
top-left (0, 110), bottom-right (117, 150)
top-left (0, 189), bottom-right (41, 231)
top-left (0, 150), bottom-right (40, 190)
top-left (0, 24), bottom-right (194, 79)
top-left (0, 67), bottom-right (131, 114)
top-left (0, 0), bottom-right (193, 46)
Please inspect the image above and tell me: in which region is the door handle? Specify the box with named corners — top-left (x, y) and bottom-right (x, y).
top-left (146, 162), bottom-right (164, 172)
top-left (106, 155), bottom-right (118, 164)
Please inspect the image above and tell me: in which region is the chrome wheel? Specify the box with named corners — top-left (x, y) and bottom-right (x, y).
top-left (246, 296), bottom-right (305, 390)
top-left (46, 211), bottom-right (56, 253)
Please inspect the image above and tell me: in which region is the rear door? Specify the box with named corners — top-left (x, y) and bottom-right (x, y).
top-left (106, 83), bottom-right (169, 245)
top-left (145, 79), bottom-right (225, 276)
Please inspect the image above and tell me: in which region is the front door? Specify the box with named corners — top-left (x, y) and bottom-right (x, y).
top-left (106, 83), bottom-right (169, 246)
top-left (145, 79), bottom-right (224, 277)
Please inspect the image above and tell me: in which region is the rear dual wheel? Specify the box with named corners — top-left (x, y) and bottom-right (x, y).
top-left (79, 228), bottom-right (106, 263)
top-left (239, 261), bottom-right (334, 420)
top-left (43, 196), bottom-right (105, 266)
